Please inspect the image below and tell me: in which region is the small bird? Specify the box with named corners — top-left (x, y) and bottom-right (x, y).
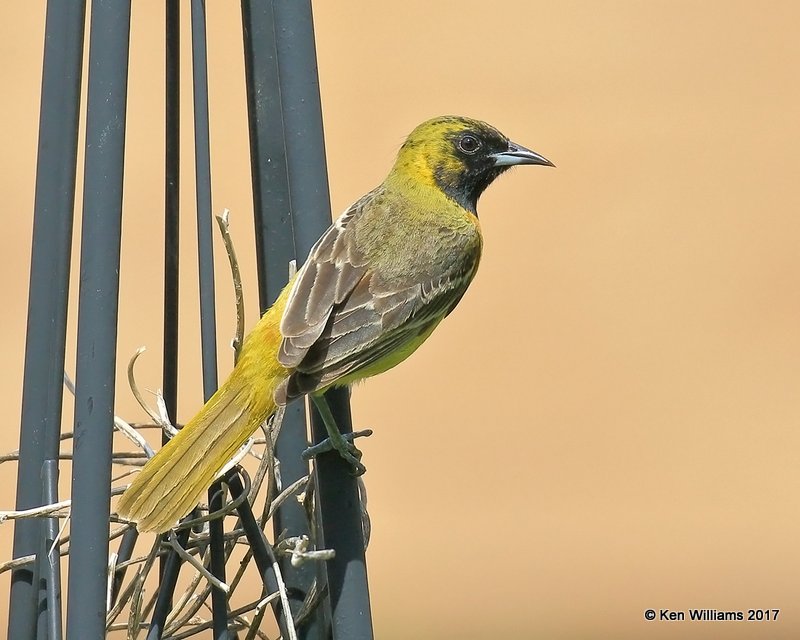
top-left (117, 115), bottom-right (553, 533)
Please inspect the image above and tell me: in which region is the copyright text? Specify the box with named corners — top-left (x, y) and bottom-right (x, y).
top-left (643, 609), bottom-right (780, 622)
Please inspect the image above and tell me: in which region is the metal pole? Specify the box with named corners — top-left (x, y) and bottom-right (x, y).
top-left (240, 0), bottom-right (324, 635)
top-left (272, 0), bottom-right (333, 254)
top-left (65, 0), bottom-right (132, 637)
top-left (240, 0), bottom-right (296, 307)
top-left (272, 1), bottom-right (374, 637)
top-left (9, 1), bottom-right (86, 636)
top-left (39, 460), bottom-right (63, 640)
top-left (309, 391), bottom-right (372, 638)
top-left (208, 486), bottom-right (230, 639)
top-left (145, 530), bottom-right (191, 640)
top-left (147, 1), bottom-right (230, 635)
top-left (190, 0), bottom-right (218, 399)
top-left (163, 0), bottom-right (181, 448)
top-left (190, 2), bottom-right (230, 636)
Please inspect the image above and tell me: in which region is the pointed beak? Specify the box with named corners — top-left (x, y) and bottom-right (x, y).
top-left (491, 140), bottom-right (555, 168)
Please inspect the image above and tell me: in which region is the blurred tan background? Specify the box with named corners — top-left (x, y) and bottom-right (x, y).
top-left (3, 1), bottom-right (800, 638)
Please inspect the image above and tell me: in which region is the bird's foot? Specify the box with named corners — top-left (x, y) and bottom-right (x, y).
top-left (302, 429), bottom-right (373, 476)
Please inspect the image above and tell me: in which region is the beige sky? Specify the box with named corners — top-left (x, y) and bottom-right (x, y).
top-left (2, 2), bottom-right (800, 638)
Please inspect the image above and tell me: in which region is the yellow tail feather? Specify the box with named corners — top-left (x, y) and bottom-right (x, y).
top-left (116, 368), bottom-right (279, 533)
top-left (118, 295), bottom-right (291, 533)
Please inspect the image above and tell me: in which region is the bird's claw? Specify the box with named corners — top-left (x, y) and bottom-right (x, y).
top-left (302, 428), bottom-right (373, 476)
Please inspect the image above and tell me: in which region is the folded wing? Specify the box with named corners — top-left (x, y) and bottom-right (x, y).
top-left (276, 190), bottom-right (476, 404)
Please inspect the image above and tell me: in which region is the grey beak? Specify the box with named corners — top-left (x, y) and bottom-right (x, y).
top-left (491, 140), bottom-right (555, 168)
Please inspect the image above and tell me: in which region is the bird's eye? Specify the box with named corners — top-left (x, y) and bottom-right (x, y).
top-left (457, 134), bottom-right (481, 155)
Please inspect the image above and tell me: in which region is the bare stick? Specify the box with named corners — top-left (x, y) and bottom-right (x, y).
top-left (215, 208), bottom-right (245, 362)
top-left (127, 348), bottom-right (177, 439)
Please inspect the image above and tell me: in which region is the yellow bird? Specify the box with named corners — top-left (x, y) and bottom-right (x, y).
top-left (117, 115), bottom-right (553, 533)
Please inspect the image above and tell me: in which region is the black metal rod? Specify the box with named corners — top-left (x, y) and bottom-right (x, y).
top-left (227, 468), bottom-right (300, 640)
top-left (225, 470), bottom-right (280, 596)
top-left (309, 391), bottom-right (373, 639)
top-left (146, 529), bottom-right (191, 640)
top-left (9, 1), bottom-right (86, 636)
top-left (160, 0), bottom-right (181, 596)
top-left (163, 0), bottom-right (180, 439)
top-left (272, 1), bottom-right (374, 637)
top-left (39, 460), bottom-right (63, 640)
top-left (190, 0), bottom-right (218, 399)
top-left (240, 0), bottom-right (296, 308)
top-left (272, 0), bottom-right (333, 254)
top-left (240, 0), bottom-right (323, 635)
top-left (208, 486), bottom-right (230, 639)
top-left (65, 1), bottom-right (132, 638)
top-left (190, 1), bottom-right (232, 635)
top-left (109, 528), bottom-right (139, 608)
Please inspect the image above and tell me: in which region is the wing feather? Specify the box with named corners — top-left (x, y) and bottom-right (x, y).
top-left (276, 186), bottom-right (480, 403)
top-left (278, 199), bottom-right (368, 365)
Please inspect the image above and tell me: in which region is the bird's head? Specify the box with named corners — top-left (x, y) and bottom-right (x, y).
top-left (389, 115), bottom-right (553, 213)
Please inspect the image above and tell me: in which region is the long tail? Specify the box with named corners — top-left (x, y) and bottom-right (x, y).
top-left (118, 300), bottom-right (291, 533)
top-left (116, 367), bottom-right (278, 532)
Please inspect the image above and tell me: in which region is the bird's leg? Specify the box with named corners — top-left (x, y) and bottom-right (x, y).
top-left (303, 393), bottom-right (372, 475)
top-left (302, 429), bottom-right (374, 458)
